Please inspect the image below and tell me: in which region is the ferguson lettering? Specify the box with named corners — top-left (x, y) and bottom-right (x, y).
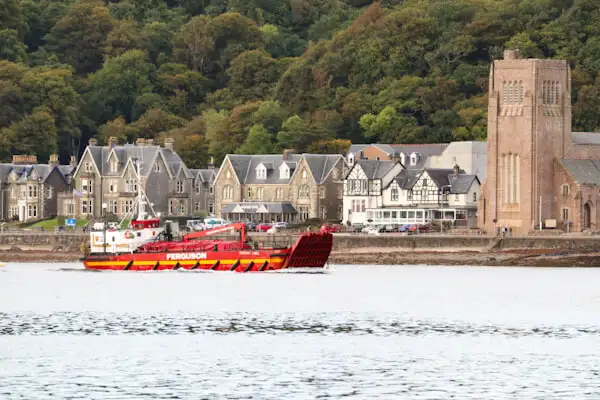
top-left (166, 252), bottom-right (207, 260)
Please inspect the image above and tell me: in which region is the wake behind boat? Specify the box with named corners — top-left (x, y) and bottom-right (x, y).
top-left (81, 160), bottom-right (333, 272)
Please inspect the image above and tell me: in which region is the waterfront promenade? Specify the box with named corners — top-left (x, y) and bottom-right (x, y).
top-left (1, 230), bottom-right (600, 266)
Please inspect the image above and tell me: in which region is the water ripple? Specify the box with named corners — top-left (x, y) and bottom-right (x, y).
top-left (1, 312), bottom-right (598, 338)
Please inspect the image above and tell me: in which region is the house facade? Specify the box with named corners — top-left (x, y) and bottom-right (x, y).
top-left (343, 160), bottom-right (480, 228)
top-left (58, 137), bottom-right (195, 220)
top-left (214, 151), bottom-right (347, 222)
top-left (191, 162), bottom-right (218, 217)
top-left (0, 155), bottom-right (75, 222)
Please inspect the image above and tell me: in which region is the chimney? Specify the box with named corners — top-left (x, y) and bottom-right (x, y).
top-left (504, 49), bottom-right (520, 60)
top-left (283, 149), bottom-right (296, 161)
top-left (12, 155), bottom-right (38, 165)
top-left (453, 164), bottom-right (460, 177)
top-left (49, 154), bottom-right (58, 166)
top-left (136, 137), bottom-right (146, 146)
top-left (209, 156), bottom-right (215, 169)
top-left (70, 155), bottom-right (77, 166)
top-left (88, 138), bottom-right (97, 146)
top-left (145, 138), bottom-right (154, 146)
top-left (108, 136), bottom-right (117, 148)
top-left (164, 137), bottom-right (174, 150)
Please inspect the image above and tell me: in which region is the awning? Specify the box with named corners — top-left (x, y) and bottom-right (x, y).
top-left (221, 202), bottom-right (297, 214)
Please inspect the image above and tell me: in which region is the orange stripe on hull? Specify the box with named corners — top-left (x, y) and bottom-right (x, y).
top-left (83, 258), bottom-right (288, 272)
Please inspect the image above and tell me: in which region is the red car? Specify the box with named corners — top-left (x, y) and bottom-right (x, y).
top-left (320, 224), bottom-right (342, 233)
top-left (256, 223), bottom-right (272, 232)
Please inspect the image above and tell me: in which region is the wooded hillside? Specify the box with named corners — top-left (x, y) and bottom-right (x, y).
top-left (1, 0), bottom-right (599, 167)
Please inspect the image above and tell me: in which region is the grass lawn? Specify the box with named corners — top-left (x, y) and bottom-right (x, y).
top-left (29, 218), bottom-right (89, 229)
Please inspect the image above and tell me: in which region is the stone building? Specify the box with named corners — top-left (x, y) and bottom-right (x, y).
top-left (0, 155), bottom-right (75, 222)
top-left (479, 49), bottom-right (600, 234)
top-left (190, 161), bottom-right (218, 217)
top-left (214, 151), bottom-right (347, 222)
top-left (59, 137), bottom-right (194, 220)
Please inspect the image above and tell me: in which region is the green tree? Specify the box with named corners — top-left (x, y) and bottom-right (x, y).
top-left (4, 108), bottom-right (57, 162)
top-left (238, 124), bottom-right (276, 154)
top-left (0, 29), bottom-right (27, 62)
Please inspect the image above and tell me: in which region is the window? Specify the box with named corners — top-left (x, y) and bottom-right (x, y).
top-left (195, 182), bottom-right (201, 193)
top-left (257, 187), bottom-right (264, 199)
top-left (247, 188), bottom-right (252, 199)
top-left (257, 166), bottom-right (267, 179)
top-left (561, 184), bottom-right (569, 196)
top-left (177, 200), bottom-right (186, 214)
top-left (319, 187), bottom-right (325, 199)
top-left (408, 191), bottom-right (413, 201)
top-left (276, 187), bottom-right (284, 199)
top-left (28, 185), bottom-right (38, 198)
top-left (27, 205), bottom-right (37, 218)
top-left (81, 200), bottom-right (93, 215)
top-left (125, 179), bottom-right (137, 193)
top-left (391, 188), bottom-right (399, 201)
top-left (82, 179), bottom-right (93, 194)
top-left (332, 169), bottom-right (339, 180)
top-left (209, 185), bottom-right (214, 195)
top-left (455, 194), bottom-right (459, 201)
top-left (176, 180), bottom-right (185, 193)
top-left (299, 185), bottom-right (310, 199)
top-left (47, 187), bottom-right (53, 199)
top-left (84, 162), bottom-right (92, 173)
top-left (302, 170), bottom-right (307, 179)
top-left (109, 160), bottom-right (118, 173)
top-left (562, 207), bottom-right (569, 221)
top-left (109, 180), bottom-right (118, 193)
top-left (195, 202), bottom-right (201, 212)
top-left (209, 203), bottom-right (214, 214)
top-left (410, 153), bottom-right (419, 166)
top-left (223, 185), bottom-right (233, 199)
top-left (108, 200), bottom-right (118, 215)
top-left (473, 192), bottom-right (477, 202)
top-left (422, 179), bottom-right (428, 187)
top-left (120, 200), bottom-right (133, 214)
top-left (321, 206), bottom-right (326, 219)
top-left (154, 162), bottom-right (160, 172)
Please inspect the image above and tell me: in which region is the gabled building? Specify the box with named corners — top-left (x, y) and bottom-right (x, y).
top-left (214, 150), bottom-right (347, 222)
top-left (0, 155), bottom-right (75, 222)
top-left (191, 161), bottom-right (218, 217)
top-left (343, 160), bottom-right (480, 228)
top-left (342, 160), bottom-right (403, 225)
top-left (58, 137), bottom-right (193, 219)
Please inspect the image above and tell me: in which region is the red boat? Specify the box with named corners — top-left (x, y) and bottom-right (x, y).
top-left (82, 221), bottom-right (333, 272)
top-left (82, 159), bottom-right (333, 272)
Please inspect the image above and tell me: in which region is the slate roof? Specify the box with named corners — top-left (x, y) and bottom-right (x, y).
top-left (348, 143), bottom-right (448, 170)
top-left (190, 168), bottom-right (219, 183)
top-left (571, 132), bottom-right (600, 146)
top-left (392, 169), bottom-right (422, 189)
top-left (354, 160), bottom-right (399, 179)
top-left (449, 174), bottom-right (479, 194)
top-left (85, 144), bottom-right (188, 177)
top-left (0, 162), bottom-right (75, 184)
top-left (560, 159), bottom-right (600, 185)
top-left (225, 154), bottom-right (343, 184)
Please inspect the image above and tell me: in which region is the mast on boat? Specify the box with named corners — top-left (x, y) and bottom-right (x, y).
top-left (118, 158), bottom-right (159, 227)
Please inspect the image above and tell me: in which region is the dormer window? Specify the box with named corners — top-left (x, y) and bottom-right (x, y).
top-left (399, 153), bottom-right (406, 165)
top-left (154, 162), bottom-right (160, 172)
top-left (84, 162), bottom-right (93, 173)
top-left (256, 165), bottom-right (267, 180)
top-left (110, 160), bottom-right (118, 173)
top-left (409, 152), bottom-right (419, 166)
top-left (279, 164), bottom-right (290, 179)
top-left (348, 154), bottom-right (355, 165)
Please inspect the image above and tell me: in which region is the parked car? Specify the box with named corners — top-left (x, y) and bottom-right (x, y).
top-left (272, 221), bottom-right (289, 229)
top-left (320, 223), bottom-right (341, 233)
top-left (256, 223), bottom-right (272, 232)
top-left (347, 223), bottom-right (364, 233)
top-left (408, 224), bottom-right (430, 234)
top-left (245, 222), bottom-right (258, 231)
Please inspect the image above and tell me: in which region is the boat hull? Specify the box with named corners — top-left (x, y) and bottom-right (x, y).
top-left (83, 232), bottom-right (334, 272)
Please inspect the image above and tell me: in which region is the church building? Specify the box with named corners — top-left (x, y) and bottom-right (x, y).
top-left (479, 49), bottom-right (600, 234)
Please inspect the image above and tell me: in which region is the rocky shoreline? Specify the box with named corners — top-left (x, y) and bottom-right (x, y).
top-left (2, 248), bottom-right (600, 267)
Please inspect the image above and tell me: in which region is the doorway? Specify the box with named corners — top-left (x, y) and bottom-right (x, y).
top-left (583, 202), bottom-right (592, 230)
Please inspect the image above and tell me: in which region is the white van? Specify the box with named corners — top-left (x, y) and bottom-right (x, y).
top-left (202, 217), bottom-right (229, 229)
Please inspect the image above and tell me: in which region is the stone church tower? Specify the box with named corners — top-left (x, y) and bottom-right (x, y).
top-left (480, 49), bottom-right (571, 234)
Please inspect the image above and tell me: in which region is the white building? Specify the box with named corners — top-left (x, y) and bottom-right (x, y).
top-left (343, 161), bottom-right (480, 228)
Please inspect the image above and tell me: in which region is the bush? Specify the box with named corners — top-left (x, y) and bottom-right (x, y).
top-left (57, 215), bottom-right (66, 226)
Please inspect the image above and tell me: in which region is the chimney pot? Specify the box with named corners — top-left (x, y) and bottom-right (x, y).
top-left (70, 155), bottom-right (77, 166)
top-left (136, 138), bottom-right (146, 146)
top-left (49, 154), bottom-right (58, 165)
top-left (209, 156), bottom-right (215, 169)
top-left (88, 138), bottom-right (98, 146)
top-left (164, 137), bottom-right (174, 150)
top-left (453, 164), bottom-right (460, 177)
top-left (108, 136), bottom-right (117, 148)
top-left (145, 138), bottom-right (154, 146)
top-left (283, 149), bottom-right (296, 161)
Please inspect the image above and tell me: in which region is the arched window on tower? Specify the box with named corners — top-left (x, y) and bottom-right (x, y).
top-left (508, 81), bottom-right (514, 104)
top-left (502, 81), bottom-right (508, 104)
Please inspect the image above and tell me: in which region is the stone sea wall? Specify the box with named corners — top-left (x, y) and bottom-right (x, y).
top-left (1, 232), bottom-right (600, 253)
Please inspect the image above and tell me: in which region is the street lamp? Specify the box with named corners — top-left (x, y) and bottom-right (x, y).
top-left (102, 202), bottom-right (108, 253)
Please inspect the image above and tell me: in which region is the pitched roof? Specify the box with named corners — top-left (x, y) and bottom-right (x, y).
top-left (392, 169), bottom-right (422, 189)
top-left (0, 162), bottom-right (74, 184)
top-left (560, 159), bottom-right (600, 185)
top-left (348, 143), bottom-right (448, 170)
top-left (190, 168), bottom-right (218, 183)
top-left (86, 144), bottom-right (186, 177)
top-left (449, 174), bottom-right (479, 194)
top-left (354, 160), bottom-right (399, 179)
top-left (226, 154), bottom-right (343, 185)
